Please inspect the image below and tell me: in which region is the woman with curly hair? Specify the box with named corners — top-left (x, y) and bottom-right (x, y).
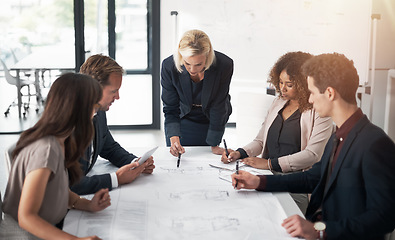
top-left (221, 51), bottom-right (333, 213)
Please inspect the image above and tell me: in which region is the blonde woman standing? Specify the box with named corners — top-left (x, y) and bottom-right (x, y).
top-left (161, 29), bottom-right (234, 156)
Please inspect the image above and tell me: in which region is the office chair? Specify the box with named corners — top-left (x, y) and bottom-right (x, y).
top-left (10, 48), bottom-right (53, 89)
top-left (10, 48), bottom-right (32, 79)
top-left (0, 59), bottom-right (39, 117)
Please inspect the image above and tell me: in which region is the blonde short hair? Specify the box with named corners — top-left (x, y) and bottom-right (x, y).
top-left (173, 29), bottom-right (216, 73)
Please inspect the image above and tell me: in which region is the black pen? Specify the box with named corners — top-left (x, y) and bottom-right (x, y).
top-left (223, 139), bottom-right (229, 157)
top-left (177, 153), bottom-right (181, 168)
top-left (235, 160), bottom-right (239, 188)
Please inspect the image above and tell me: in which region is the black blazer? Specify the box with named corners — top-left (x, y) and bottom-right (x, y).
top-left (262, 115), bottom-right (395, 240)
top-left (71, 111), bottom-right (137, 195)
top-left (161, 51), bottom-right (233, 146)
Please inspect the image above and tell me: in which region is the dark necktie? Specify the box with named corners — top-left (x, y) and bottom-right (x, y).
top-left (88, 115), bottom-right (97, 169)
top-left (325, 137), bottom-right (339, 192)
top-left (312, 137), bottom-right (339, 221)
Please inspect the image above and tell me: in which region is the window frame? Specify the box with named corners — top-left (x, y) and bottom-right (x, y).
top-left (74, 0), bottom-right (160, 130)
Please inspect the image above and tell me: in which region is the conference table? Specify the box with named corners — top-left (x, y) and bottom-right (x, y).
top-left (63, 147), bottom-right (303, 240)
top-left (10, 47), bottom-right (75, 118)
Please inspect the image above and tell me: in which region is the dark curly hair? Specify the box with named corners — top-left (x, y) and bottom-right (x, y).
top-left (302, 52), bottom-right (359, 104)
top-left (268, 51), bottom-right (313, 112)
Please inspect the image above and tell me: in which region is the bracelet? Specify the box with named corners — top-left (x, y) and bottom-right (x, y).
top-left (267, 159), bottom-right (272, 171)
top-left (71, 196), bottom-right (83, 209)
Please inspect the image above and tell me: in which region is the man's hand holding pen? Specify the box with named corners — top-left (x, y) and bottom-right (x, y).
top-left (235, 160), bottom-right (239, 188)
top-left (231, 170), bottom-right (260, 190)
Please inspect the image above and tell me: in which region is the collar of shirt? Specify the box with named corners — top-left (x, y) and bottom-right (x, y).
top-left (335, 108), bottom-right (364, 142)
top-left (329, 108), bottom-right (364, 174)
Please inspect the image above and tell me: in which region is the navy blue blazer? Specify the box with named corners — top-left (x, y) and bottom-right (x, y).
top-left (261, 115), bottom-right (395, 240)
top-left (70, 111), bottom-right (137, 195)
top-left (161, 51), bottom-right (233, 146)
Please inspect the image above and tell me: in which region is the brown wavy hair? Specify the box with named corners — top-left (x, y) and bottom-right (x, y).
top-left (12, 73), bottom-right (102, 185)
top-left (268, 51), bottom-right (313, 112)
top-left (80, 54), bottom-right (124, 86)
top-left (302, 52), bottom-right (359, 104)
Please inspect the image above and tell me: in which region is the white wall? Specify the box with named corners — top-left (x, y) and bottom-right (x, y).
top-left (361, 0), bottom-right (395, 138)
top-left (160, 0), bottom-right (179, 131)
top-left (160, 0), bottom-right (395, 140)
top-left (160, 0), bottom-right (180, 63)
top-left (161, 0), bottom-right (371, 82)
top-left (384, 70), bottom-right (395, 141)
top-left (371, 0), bottom-right (395, 69)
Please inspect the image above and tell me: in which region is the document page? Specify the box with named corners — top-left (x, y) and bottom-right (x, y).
top-left (64, 147), bottom-right (300, 240)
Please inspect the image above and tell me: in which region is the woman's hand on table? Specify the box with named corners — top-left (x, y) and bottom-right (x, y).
top-left (242, 157), bottom-right (269, 169)
top-left (221, 149), bottom-right (240, 164)
top-left (89, 188), bottom-right (111, 212)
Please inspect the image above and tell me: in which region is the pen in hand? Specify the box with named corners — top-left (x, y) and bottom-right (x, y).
top-left (177, 153), bottom-right (181, 168)
top-left (235, 160), bottom-right (239, 188)
top-left (223, 139), bottom-right (229, 157)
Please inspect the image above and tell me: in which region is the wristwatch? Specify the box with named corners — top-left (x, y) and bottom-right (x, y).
top-left (314, 221), bottom-right (326, 240)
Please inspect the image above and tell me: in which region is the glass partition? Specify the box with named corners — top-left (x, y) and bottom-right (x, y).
top-left (106, 74), bottom-right (153, 125)
top-left (0, 0), bottom-right (75, 70)
top-left (84, 0), bottom-right (109, 56)
top-left (115, 0), bottom-right (148, 70)
top-left (0, 0), bottom-right (159, 128)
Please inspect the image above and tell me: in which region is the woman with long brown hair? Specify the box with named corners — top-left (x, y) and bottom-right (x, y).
top-left (1, 73), bottom-right (111, 239)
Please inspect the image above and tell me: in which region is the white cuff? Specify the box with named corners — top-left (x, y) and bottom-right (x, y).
top-left (110, 172), bottom-right (118, 189)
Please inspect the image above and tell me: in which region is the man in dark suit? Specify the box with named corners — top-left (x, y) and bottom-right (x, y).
top-left (232, 53), bottom-right (395, 240)
top-left (71, 54), bottom-right (155, 195)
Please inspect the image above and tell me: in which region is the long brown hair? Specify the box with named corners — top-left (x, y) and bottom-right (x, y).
top-left (13, 73), bottom-right (102, 184)
top-left (268, 51), bottom-right (313, 112)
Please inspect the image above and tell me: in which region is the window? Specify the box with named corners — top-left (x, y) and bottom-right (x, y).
top-left (80, 0), bottom-right (160, 129)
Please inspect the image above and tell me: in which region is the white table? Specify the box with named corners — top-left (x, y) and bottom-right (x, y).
top-left (10, 47), bottom-right (75, 118)
top-left (64, 147), bottom-right (303, 240)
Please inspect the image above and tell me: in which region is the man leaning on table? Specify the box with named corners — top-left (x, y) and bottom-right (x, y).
top-left (232, 53), bottom-right (395, 240)
top-left (70, 54), bottom-right (155, 195)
